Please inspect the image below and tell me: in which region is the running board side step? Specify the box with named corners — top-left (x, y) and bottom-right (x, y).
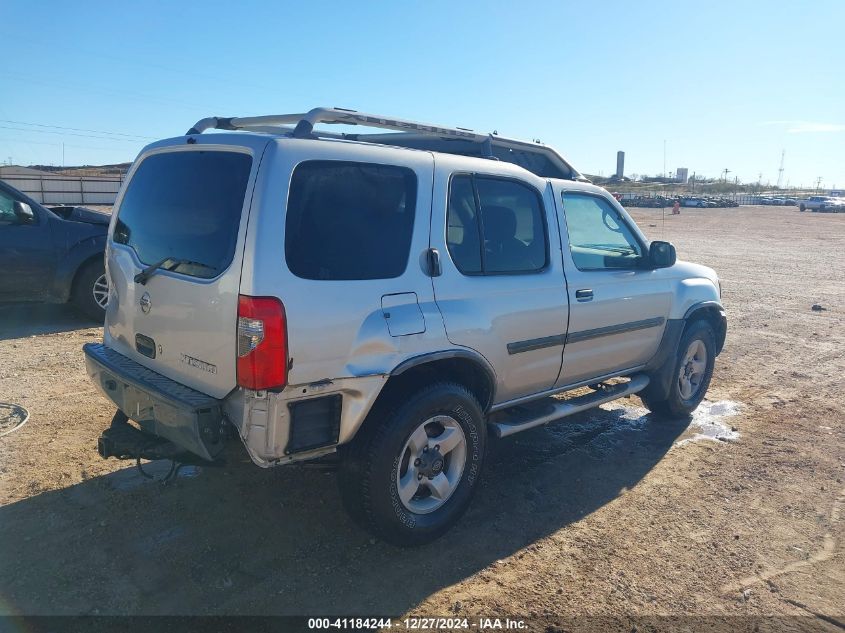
top-left (488, 374), bottom-right (650, 438)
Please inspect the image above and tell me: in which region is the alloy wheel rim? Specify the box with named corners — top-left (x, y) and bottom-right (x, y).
top-left (678, 339), bottom-right (707, 400)
top-left (395, 415), bottom-right (467, 514)
top-left (92, 274), bottom-right (109, 308)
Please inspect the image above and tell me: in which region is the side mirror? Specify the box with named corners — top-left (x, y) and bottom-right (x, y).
top-left (648, 240), bottom-right (676, 268)
top-left (13, 201), bottom-right (36, 225)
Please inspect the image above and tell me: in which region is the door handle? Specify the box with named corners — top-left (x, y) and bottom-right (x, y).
top-left (575, 288), bottom-right (593, 302)
top-left (426, 248), bottom-right (442, 277)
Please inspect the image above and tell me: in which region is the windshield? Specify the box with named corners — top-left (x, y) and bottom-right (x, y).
top-left (113, 150), bottom-right (252, 279)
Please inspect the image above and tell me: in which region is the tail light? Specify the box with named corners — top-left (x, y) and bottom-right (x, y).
top-left (237, 295), bottom-right (287, 391)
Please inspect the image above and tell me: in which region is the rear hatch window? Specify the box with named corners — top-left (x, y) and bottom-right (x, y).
top-left (114, 150), bottom-right (252, 279)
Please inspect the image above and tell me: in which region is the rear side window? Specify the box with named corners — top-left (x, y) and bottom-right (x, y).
top-left (113, 150), bottom-right (252, 279)
top-left (447, 174), bottom-right (547, 275)
top-left (285, 161), bottom-right (417, 280)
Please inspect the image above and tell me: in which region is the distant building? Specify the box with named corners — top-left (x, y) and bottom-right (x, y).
top-left (616, 151), bottom-right (625, 179)
top-left (676, 167), bottom-right (689, 183)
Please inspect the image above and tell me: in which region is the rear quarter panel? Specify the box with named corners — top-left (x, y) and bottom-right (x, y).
top-left (241, 138), bottom-right (452, 386)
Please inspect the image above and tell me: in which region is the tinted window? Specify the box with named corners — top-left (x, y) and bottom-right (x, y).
top-left (476, 177), bottom-right (547, 273)
top-left (562, 193), bottom-right (643, 271)
top-left (446, 175), bottom-right (547, 275)
top-left (114, 150), bottom-right (252, 279)
top-left (285, 161), bottom-right (417, 280)
top-left (446, 175), bottom-right (482, 274)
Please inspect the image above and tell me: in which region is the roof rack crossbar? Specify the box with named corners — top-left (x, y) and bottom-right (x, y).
top-left (185, 107), bottom-right (584, 180)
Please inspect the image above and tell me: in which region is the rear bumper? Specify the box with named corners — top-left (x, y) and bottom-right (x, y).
top-left (83, 342), bottom-right (226, 461)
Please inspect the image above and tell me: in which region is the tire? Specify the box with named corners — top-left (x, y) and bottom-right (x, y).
top-left (641, 320), bottom-right (716, 418)
top-left (338, 382), bottom-right (486, 546)
top-left (799, 204), bottom-right (806, 212)
top-left (71, 260), bottom-right (108, 321)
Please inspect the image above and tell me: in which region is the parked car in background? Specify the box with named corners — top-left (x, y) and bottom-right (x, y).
top-left (0, 179), bottom-right (109, 319)
top-left (799, 196), bottom-right (839, 212)
top-left (817, 198), bottom-right (845, 213)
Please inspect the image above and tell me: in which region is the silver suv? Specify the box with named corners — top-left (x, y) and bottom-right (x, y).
top-left (84, 108), bottom-right (726, 545)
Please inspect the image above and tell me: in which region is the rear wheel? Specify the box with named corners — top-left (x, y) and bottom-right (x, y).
top-left (72, 260), bottom-right (108, 321)
top-left (641, 320), bottom-right (716, 418)
top-left (338, 382), bottom-right (486, 546)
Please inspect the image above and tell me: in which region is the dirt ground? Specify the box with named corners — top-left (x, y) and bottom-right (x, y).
top-left (0, 206), bottom-right (843, 631)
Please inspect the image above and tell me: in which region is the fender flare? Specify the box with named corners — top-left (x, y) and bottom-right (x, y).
top-left (390, 348), bottom-right (498, 410)
top-left (684, 300), bottom-right (727, 355)
top-left (642, 301), bottom-right (727, 402)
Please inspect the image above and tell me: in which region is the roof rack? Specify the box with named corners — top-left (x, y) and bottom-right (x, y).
top-left (186, 107), bottom-right (585, 181)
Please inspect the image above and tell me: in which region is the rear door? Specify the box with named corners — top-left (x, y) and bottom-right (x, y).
top-left (104, 139), bottom-right (267, 398)
top-left (430, 158), bottom-right (568, 404)
top-left (553, 187), bottom-right (672, 386)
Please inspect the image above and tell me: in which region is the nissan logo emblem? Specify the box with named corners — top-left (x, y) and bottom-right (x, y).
top-left (139, 292), bottom-right (152, 314)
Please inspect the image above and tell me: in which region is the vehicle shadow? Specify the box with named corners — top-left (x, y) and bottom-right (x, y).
top-left (0, 304), bottom-right (100, 340)
top-left (0, 404), bottom-right (688, 616)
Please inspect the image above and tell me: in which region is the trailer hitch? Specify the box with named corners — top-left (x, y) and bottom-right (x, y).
top-left (98, 410), bottom-right (224, 481)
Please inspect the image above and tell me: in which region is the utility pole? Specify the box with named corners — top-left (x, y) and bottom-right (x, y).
top-left (663, 140), bottom-right (667, 179)
top-left (723, 168), bottom-right (730, 183)
top-left (776, 149), bottom-right (785, 189)
top-left (815, 177), bottom-right (823, 193)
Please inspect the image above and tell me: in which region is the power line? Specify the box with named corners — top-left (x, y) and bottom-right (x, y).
top-left (0, 119), bottom-right (155, 140)
top-left (0, 124), bottom-right (146, 143)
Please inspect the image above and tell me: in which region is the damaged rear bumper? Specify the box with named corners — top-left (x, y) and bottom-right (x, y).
top-left (83, 342), bottom-right (226, 461)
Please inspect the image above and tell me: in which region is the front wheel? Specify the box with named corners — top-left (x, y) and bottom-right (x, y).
top-left (338, 382), bottom-right (486, 546)
top-left (641, 320), bottom-right (716, 418)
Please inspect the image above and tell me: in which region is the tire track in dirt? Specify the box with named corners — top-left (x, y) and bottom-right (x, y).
top-left (720, 486), bottom-right (845, 595)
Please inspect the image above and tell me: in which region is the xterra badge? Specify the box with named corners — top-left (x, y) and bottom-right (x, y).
top-left (180, 354), bottom-right (217, 375)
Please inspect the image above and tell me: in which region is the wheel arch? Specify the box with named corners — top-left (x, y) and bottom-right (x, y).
top-left (379, 350), bottom-right (497, 414)
top-left (51, 236), bottom-right (106, 302)
top-left (684, 301), bottom-right (727, 355)
top-left (69, 253), bottom-right (106, 299)
top-left (642, 302), bottom-right (725, 403)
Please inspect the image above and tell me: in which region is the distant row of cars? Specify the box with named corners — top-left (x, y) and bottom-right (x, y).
top-left (617, 193), bottom-right (844, 212)
top-left (755, 196), bottom-right (798, 206)
top-left (620, 195), bottom-right (738, 208)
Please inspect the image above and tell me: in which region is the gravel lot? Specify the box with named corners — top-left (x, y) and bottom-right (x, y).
top-left (0, 205), bottom-right (843, 630)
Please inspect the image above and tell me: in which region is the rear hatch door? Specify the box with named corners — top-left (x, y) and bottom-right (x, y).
top-left (105, 139), bottom-right (267, 399)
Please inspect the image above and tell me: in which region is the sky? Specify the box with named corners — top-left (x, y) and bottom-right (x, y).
top-left (1, 0), bottom-right (843, 188)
